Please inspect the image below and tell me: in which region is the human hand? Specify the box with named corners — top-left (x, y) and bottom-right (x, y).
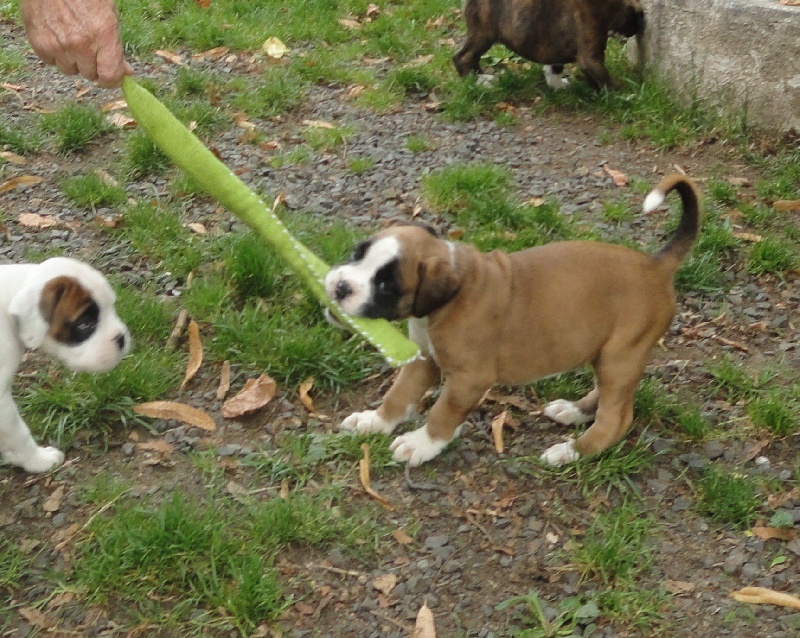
top-left (21, 0), bottom-right (133, 88)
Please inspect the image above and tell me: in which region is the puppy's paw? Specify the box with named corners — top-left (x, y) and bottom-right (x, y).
top-left (543, 66), bottom-right (569, 90)
top-left (540, 438), bottom-right (580, 467)
top-left (543, 399), bottom-right (593, 426)
top-left (339, 410), bottom-right (396, 435)
top-left (390, 426), bottom-right (448, 467)
top-left (19, 446), bottom-right (65, 473)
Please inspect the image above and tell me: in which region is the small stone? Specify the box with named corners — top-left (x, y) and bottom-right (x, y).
top-left (702, 441), bottom-right (724, 460)
top-left (424, 534), bottom-right (449, 549)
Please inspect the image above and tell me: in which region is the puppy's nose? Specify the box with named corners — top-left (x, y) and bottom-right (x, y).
top-left (115, 333), bottom-right (127, 351)
top-left (334, 280), bottom-right (352, 302)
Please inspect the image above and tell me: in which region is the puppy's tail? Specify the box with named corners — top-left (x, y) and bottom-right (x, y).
top-left (645, 173), bottom-right (701, 271)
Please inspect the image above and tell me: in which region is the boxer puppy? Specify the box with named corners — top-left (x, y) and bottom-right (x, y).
top-left (326, 174), bottom-right (699, 467)
top-left (0, 257), bottom-right (130, 473)
top-left (453, 0), bottom-right (645, 90)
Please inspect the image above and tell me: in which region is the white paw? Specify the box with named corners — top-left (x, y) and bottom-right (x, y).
top-left (390, 426), bottom-right (449, 467)
top-left (477, 73), bottom-right (498, 88)
top-left (543, 399), bottom-right (593, 426)
top-left (543, 66), bottom-right (569, 90)
top-left (540, 438), bottom-right (580, 467)
top-left (19, 446), bottom-right (65, 473)
top-left (339, 410), bottom-right (396, 435)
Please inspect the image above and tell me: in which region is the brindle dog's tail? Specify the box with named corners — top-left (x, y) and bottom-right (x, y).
top-left (645, 173), bottom-right (701, 272)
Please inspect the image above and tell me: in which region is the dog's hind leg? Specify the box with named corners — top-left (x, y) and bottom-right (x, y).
top-left (340, 356), bottom-right (441, 435)
top-left (0, 390), bottom-right (64, 473)
top-left (540, 353), bottom-right (647, 466)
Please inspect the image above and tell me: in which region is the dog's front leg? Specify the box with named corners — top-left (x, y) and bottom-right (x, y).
top-left (340, 356), bottom-right (441, 435)
top-left (0, 390), bottom-right (64, 473)
top-left (391, 374), bottom-right (489, 467)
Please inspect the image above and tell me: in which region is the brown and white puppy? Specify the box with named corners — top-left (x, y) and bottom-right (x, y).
top-left (1, 257), bottom-right (130, 473)
top-left (325, 174), bottom-right (699, 467)
top-left (453, 0), bottom-right (645, 90)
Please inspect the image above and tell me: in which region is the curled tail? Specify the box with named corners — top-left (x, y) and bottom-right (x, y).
top-left (644, 173), bottom-right (701, 271)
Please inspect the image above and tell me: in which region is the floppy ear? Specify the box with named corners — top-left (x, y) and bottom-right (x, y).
top-left (9, 277), bottom-right (65, 350)
top-left (412, 257), bottom-right (460, 318)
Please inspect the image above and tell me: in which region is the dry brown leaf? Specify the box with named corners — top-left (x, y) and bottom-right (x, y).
top-left (217, 360), bottom-right (231, 401)
top-left (226, 480), bottom-right (247, 496)
top-left (134, 401), bottom-right (217, 431)
top-left (101, 99), bottom-right (127, 112)
top-left (195, 0), bottom-right (211, 8)
top-left (185, 222), bottom-right (207, 235)
top-left (365, 3), bottom-right (380, 18)
top-left (730, 586), bottom-right (800, 610)
top-left (18, 213), bottom-right (59, 229)
top-left (93, 214), bottom-right (124, 229)
top-left (18, 607), bottom-right (52, 629)
top-left (347, 84), bottom-right (366, 98)
top-left (302, 119), bottom-right (335, 129)
top-left (298, 377), bottom-right (316, 414)
top-left (0, 151), bottom-right (27, 165)
top-left (664, 580), bottom-right (697, 595)
top-left (137, 439), bottom-right (175, 455)
top-left (0, 175), bottom-right (44, 194)
top-left (413, 602), bottom-right (436, 638)
top-left (773, 199), bottom-right (800, 212)
top-left (155, 50), bottom-right (184, 65)
top-left (43, 485), bottom-right (65, 513)
top-left (279, 479), bottom-right (289, 500)
top-left (359, 443), bottom-right (395, 510)
top-left (222, 374), bottom-right (277, 419)
top-left (192, 46), bottom-right (230, 61)
top-left (752, 526), bottom-right (796, 542)
top-left (392, 528), bottom-right (414, 545)
top-left (491, 410), bottom-right (509, 454)
top-left (2, 82), bottom-right (27, 92)
top-left (180, 320), bottom-right (204, 390)
top-left (338, 17), bottom-right (362, 30)
top-left (779, 0), bottom-right (800, 6)
top-left (732, 231), bottom-right (762, 243)
top-left (603, 165), bottom-right (628, 187)
top-left (262, 37), bottom-right (288, 59)
top-left (371, 573), bottom-right (397, 596)
top-left (106, 112), bottom-right (136, 129)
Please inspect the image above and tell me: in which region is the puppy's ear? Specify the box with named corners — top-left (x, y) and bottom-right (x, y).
top-left (412, 257), bottom-right (460, 317)
top-left (9, 277), bottom-right (67, 349)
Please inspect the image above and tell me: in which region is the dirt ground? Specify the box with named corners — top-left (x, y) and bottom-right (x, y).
top-left (1, 17), bottom-right (799, 638)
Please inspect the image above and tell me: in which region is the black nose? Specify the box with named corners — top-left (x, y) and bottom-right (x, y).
top-left (115, 333), bottom-right (127, 351)
top-left (335, 280), bottom-right (352, 301)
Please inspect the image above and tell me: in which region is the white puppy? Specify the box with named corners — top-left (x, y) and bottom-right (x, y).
top-left (0, 257), bottom-right (130, 473)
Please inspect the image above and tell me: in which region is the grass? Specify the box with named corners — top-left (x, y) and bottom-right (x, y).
top-left (695, 464), bottom-right (761, 528)
top-left (61, 173), bottom-right (127, 209)
top-left (41, 104), bottom-right (110, 154)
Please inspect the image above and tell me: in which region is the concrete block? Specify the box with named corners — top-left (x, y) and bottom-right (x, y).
top-left (636, 0), bottom-right (800, 132)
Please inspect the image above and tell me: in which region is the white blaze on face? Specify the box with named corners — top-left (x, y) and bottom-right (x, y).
top-left (325, 236), bottom-right (400, 316)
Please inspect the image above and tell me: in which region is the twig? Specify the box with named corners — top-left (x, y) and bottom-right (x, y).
top-left (23, 456), bottom-right (81, 487)
top-left (55, 488), bottom-right (131, 551)
top-left (306, 562), bottom-right (364, 578)
top-left (367, 610), bottom-right (413, 633)
top-left (165, 308), bottom-right (189, 351)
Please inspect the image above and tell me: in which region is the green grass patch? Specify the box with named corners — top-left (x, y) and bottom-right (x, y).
top-left (0, 121), bottom-right (43, 155)
top-left (696, 464), bottom-right (761, 528)
top-left (747, 236), bottom-right (798, 277)
top-left (229, 67), bottom-right (306, 119)
top-left (61, 173), bottom-right (127, 209)
top-left (406, 134), bottom-right (435, 153)
top-left (123, 131), bottom-right (170, 178)
top-left (41, 104), bottom-right (110, 154)
top-left (748, 390), bottom-right (799, 436)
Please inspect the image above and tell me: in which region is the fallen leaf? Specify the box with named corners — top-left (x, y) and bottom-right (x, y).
top-left (222, 374), bottom-right (277, 418)
top-left (665, 580), bottom-right (697, 595)
top-left (730, 586), bottom-right (800, 610)
top-left (43, 485), bottom-right (65, 513)
top-left (365, 3), bottom-right (380, 19)
top-left (192, 46), bottom-right (230, 61)
top-left (137, 440), bottom-right (175, 455)
top-left (1, 82), bottom-right (27, 92)
top-left (359, 443), bottom-right (394, 510)
top-left (603, 165), bottom-right (628, 187)
top-left (233, 113), bottom-right (257, 131)
top-left (302, 119), bottom-right (335, 129)
top-left (732, 231), bottom-right (762, 242)
top-left (526, 196), bottom-right (546, 207)
top-left (371, 573), bottom-right (397, 596)
top-left (413, 602), bottom-right (436, 638)
top-left (0, 151), bottom-right (27, 165)
top-left (155, 50), bottom-right (184, 65)
top-left (180, 320), bottom-right (203, 389)
top-left (347, 84), bottom-right (366, 98)
top-left (134, 401), bottom-right (217, 431)
top-left (392, 528), bottom-right (414, 545)
top-left (491, 410), bottom-right (508, 454)
top-left (226, 480), bottom-right (247, 496)
top-left (779, 0), bottom-right (800, 6)
top-left (773, 199), bottom-right (800, 212)
top-left (298, 377), bottom-right (316, 414)
top-left (94, 213), bottom-right (124, 229)
top-left (106, 112), bottom-right (136, 129)
top-left (0, 175), bottom-right (44, 194)
top-left (279, 479), bottom-right (289, 500)
top-left (101, 98), bottom-right (127, 112)
top-left (262, 37), bottom-right (288, 59)
top-left (18, 213), bottom-right (59, 229)
top-left (338, 17), bottom-right (362, 30)
top-left (216, 360), bottom-right (231, 401)
top-left (195, 0), bottom-right (211, 7)
top-left (727, 176), bottom-right (750, 187)
top-left (185, 222), bottom-right (207, 235)
top-left (752, 526), bottom-right (796, 542)
top-left (406, 54), bottom-right (434, 67)
top-left (18, 607), bottom-right (52, 629)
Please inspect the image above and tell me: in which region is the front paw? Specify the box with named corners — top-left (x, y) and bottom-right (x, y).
top-left (339, 410), bottom-right (396, 435)
top-left (540, 438), bottom-right (580, 467)
top-left (390, 426), bottom-right (448, 467)
top-left (543, 399), bottom-right (593, 426)
top-left (19, 446), bottom-right (65, 473)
